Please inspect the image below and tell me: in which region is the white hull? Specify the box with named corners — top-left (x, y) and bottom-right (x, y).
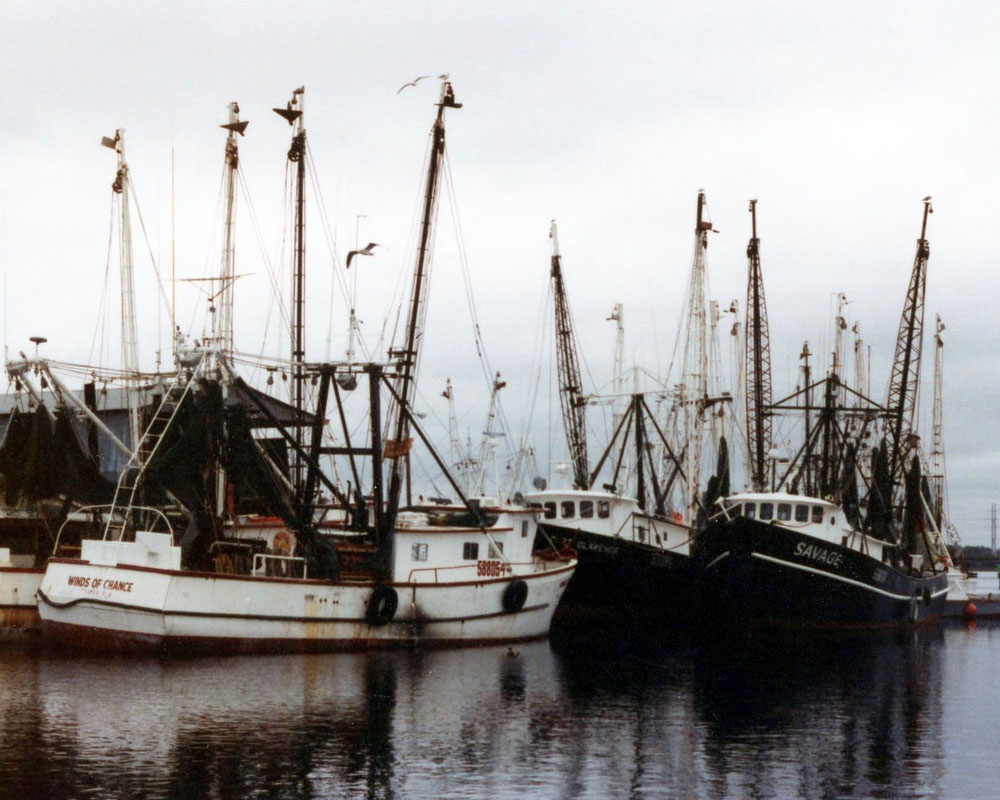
top-left (0, 567), bottom-right (43, 633)
top-left (38, 557), bottom-right (575, 655)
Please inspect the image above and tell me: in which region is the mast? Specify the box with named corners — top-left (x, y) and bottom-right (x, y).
top-left (474, 372), bottom-right (507, 496)
top-left (852, 322), bottom-right (867, 397)
top-left (831, 293), bottom-right (848, 382)
top-left (274, 87), bottom-right (306, 492)
top-left (679, 190), bottom-right (713, 520)
top-left (385, 79), bottom-right (461, 525)
top-left (744, 198), bottom-right (773, 491)
top-left (799, 342), bottom-right (813, 495)
top-left (885, 197), bottom-right (933, 498)
top-left (609, 303), bottom-right (625, 439)
top-left (549, 219), bottom-right (589, 489)
top-left (217, 102), bottom-right (248, 354)
top-left (930, 314), bottom-right (946, 527)
top-left (101, 130), bottom-right (141, 452)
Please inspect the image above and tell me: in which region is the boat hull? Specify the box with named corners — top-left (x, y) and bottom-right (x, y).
top-left (37, 558), bottom-right (575, 656)
top-left (0, 567), bottom-right (43, 634)
top-left (692, 518), bottom-right (949, 628)
top-left (539, 521), bottom-right (694, 622)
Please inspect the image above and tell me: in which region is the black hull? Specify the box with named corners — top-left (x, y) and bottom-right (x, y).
top-left (539, 523), bottom-right (694, 623)
top-left (692, 518), bottom-right (949, 628)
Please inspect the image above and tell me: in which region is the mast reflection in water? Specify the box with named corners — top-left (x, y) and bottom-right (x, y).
top-left (3, 622), bottom-right (994, 799)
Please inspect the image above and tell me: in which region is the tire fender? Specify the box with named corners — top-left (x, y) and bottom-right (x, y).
top-left (502, 579), bottom-right (528, 613)
top-left (367, 585), bottom-right (399, 625)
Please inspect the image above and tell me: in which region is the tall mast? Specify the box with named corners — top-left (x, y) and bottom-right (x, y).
top-left (102, 130), bottom-right (140, 451)
top-left (852, 322), bottom-right (867, 397)
top-left (885, 197), bottom-right (933, 496)
top-left (744, 198), bottom-right (773, 491)
top-left (217, 102), bottom-right (248, 354)
top-left (609, 303), bottom-right (624, 434)
top-left (831, 293), bottom-right (849, 381)
top-left (385, 78), bottom-right (461, 522)
top-left (442, 378), bottom-right (466, 490)
top-left (550, 219), bottom-right (589, 489)
top-left (930, 315), bottom-right (946, 527)
top-left (274, 87), bottom-right (306, 492)
top-left (679, 190), bottom-right (713, 520)
top-left (474, 372), bottom-right (506, 496)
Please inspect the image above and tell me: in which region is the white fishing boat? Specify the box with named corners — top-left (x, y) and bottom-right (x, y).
top-left (37, 81), bottom-right (576, 654)
top-left (37, 504), bottom-right (573, 655)
top-left (0, 128), bottom-right (163, 633)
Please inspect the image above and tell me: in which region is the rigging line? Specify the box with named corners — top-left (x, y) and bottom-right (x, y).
top-left (300, 141), bottom-right (359, 363)
top-left (377, 133), bottom-right (435, 362)
top-left (303, 146), bottom-right (358, 340)
top-left (441, 154), bottom-right (520, 470)
top-left (512, 274), bottom-right (555, 481)
top-left (237, 168), bottom-right (289, 330)
top-left (126, 174), bottom-right (174, 331)
top-left (87, 193), bottom-right (118, 369)
top-left (259, 160), bottom-right (295, 387)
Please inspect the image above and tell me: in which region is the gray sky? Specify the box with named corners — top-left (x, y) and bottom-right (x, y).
top-left (2, 0), bottom-right (999, 543)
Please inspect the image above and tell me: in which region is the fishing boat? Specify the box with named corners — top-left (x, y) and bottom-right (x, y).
top-left (527, 196), bottom-right (728, 621)
top-left (0, 124), bottom-right (188, 634)
top-left (696, 492), bottom-right (947, 626)
top-left (37, 81), bottom-right (575, 655)
top-left (692, 198), bottom-right (949, 627)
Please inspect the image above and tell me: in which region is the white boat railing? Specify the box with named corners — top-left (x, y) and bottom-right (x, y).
top-left (52, 504), bottom-right (175, 556)
top-left (252, 553), bottom-right (308, 579)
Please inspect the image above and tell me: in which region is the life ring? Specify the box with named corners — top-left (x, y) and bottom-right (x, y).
top-left (502, 579), bottom-right (528, 613)
top-left (273, 530), bottom-right (293, 556)
top-left (367, 585), bottom-right (399, 625)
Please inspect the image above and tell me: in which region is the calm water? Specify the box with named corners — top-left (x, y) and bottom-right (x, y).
top-left (0, 620), bottom-right (998, 799)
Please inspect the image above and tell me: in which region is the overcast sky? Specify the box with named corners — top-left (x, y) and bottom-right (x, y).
top-left (2, 1), bottom-right (999, 543)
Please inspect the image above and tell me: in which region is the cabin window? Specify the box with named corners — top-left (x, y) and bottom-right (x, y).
top-left (744, 504), bottom-right (756, 520)
top-left (795, 504), bottom-right (809, 522)
top-left (462, 542), bottom-right (479, 560)
top-left (561, 501), bottom-right (575, 519)
top-left (812, 506), bottom-right (824, 523)
top-left (543, 502), bottom-right (556, 520)
top-left (580, 501), bottom-right (594, 518)
top-left (777, 503), bottom-right (792, 521)
top-left (728, 502), bottom-right (742, 516)
top-left (521, 520), bottom-right (529, 538)
top-left (411, 543), bottom-right (428, 562)
top-left (637, 526), bottom-right (647, 543)
top-left (598, 501), bottom-right (610, 518)
top-left (760, 503), bottom-right (774, 521)
top-left (489, 541), bottom-right (504, 559)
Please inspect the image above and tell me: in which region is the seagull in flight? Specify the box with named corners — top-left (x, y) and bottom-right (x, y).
top-left (346, 242), bottom-right (380, 269)
top-left (397, 73), bottom-right (450, 94)
top-left (397, 75), bottom-right (431, 94)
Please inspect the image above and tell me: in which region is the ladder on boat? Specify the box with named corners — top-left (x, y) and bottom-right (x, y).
top-left (102, 363), bottom-right (203, 541)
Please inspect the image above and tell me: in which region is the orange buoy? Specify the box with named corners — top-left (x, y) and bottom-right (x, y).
top-left (964, 602), bottom-right (978, 618)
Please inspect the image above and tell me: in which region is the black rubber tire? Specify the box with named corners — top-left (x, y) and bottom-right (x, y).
top-left (502, 579), bottom-right (528, 613)
top-left (367, 585), bottom-right (399, 625)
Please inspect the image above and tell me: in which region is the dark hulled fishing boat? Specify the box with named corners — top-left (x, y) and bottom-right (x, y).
top-left (692, 198), bottom-right (950, 627)
top-left (529, 196), bottom-right (728, 622)
top-left (696, 492), bottom-right (947, 626)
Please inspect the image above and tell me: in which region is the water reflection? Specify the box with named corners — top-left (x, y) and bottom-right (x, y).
top-left (0, 624), bottom-right (950, 800)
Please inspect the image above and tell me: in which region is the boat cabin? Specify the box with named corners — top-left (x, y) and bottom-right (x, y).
top-left (718, 492), bottom-right (888, 563)
top-left (391, 507), bottom-right (539, 584)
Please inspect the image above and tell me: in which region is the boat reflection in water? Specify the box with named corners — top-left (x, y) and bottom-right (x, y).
top-left (0, 626), bottom-right (946, 799)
